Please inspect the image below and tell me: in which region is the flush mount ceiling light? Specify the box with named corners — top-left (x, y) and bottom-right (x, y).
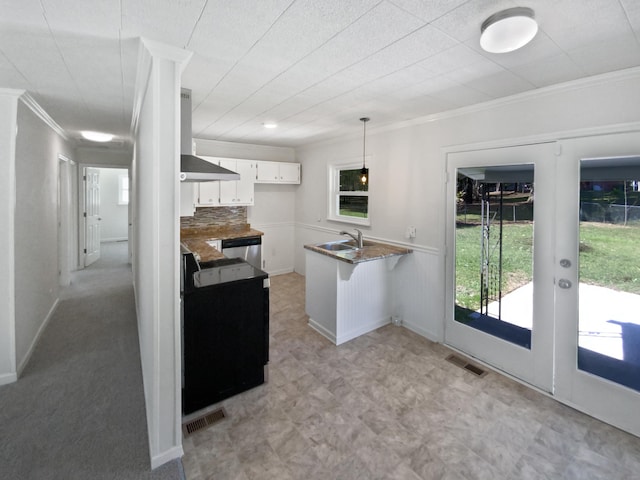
top-left (480, 7), bottom-right (538, 53)
top-left (81, 130), bottom-right (114, 142)
top-left (359, 117), bottom-right (369, 185)
top-left (262, 121), bottom-right (277, 129)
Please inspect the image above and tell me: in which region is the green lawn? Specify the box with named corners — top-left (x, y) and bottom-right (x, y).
top-left (455, 220), bottom-right (640, 311)
top-left (339, 209), bottom-right (367, 218)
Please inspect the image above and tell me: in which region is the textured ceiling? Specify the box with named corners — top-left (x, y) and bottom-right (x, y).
top-left (1, 0), bottom-right (639, 149)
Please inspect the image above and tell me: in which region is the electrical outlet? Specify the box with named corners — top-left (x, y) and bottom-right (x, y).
top-left (405, 226), bottom-right (416, 239)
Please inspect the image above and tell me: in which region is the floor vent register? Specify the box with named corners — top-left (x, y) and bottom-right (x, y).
top-left (182, 408), bottom-right (227, 437)
top-left (445, 353), bottom-right (488, 377)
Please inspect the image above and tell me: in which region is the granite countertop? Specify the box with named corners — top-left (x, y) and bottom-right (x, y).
top-left (304, 240), bottom-right (412, 264)
top-left (180, 225), bottom-right (263, 263)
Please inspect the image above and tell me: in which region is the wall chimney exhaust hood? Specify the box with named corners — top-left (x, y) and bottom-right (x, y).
top-left (179, 155), bottom-right (240, 182)
top-left (180, 89), bottom-right (240, 182)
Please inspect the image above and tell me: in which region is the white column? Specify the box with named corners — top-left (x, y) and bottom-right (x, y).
top-left (0, 90), bottom-right (22, 385)
top-left (131, 38), bottom-right (192, 469)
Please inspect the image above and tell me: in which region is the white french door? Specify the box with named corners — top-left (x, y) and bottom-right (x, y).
top-left (554, 131), bottom-right (640, 437)
top-left (445, 142), bottom-right (557, 393)
top-left (445, 131), bottom-right (640, 438)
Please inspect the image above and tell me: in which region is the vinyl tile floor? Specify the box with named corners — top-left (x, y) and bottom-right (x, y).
top-left (182, 273), bottom-right (640, 480)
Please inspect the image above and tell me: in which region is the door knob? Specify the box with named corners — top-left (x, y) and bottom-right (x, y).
top-left (558, 279), bottom-right (572, 289)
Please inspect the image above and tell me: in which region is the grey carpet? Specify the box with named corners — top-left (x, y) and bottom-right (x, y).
top-left (0, 241), bottom-right (184, 480)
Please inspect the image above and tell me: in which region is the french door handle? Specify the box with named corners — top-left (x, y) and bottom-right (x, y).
top-left (558, 279), bottom-right (572, 289)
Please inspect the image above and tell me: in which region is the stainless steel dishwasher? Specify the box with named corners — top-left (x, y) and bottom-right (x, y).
top-left (221, 236), bottom-right (262, 269)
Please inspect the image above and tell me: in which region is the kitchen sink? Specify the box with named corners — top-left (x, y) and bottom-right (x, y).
top-left (315, 239), bottom-right (375, 251)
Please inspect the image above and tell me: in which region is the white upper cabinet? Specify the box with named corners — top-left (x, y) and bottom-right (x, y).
top-left (196, 181), bottom-right (220, 206)
top-left (194, 156), bottom-right (256, 206)
top-left (219, 158), bottom-right (255, 205)
top-left (180, 183), bottom-right (197, 216)
top-left (255, 161), bottom-right (300, 184)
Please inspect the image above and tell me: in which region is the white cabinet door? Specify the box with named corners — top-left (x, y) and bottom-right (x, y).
top-left (279, 163), bottom-right (300, 183)
top-left (218, 159), bottom-right (237, 204)
top-left (180, 183), bottom-right (196, 216)
top-left (234, 161), bottom-right (255, 204)
top-left (197, 181), bottom-right (220, 206)
top-left (219, 159), bottom-right (255, 205)
top-left (255, 161), bottom-right (301, 184)
top-left (256, 161), bottom-right (280, 182)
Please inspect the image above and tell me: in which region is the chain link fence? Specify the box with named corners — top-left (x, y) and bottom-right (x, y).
top-left (580, 202), bottom-right (640, 225)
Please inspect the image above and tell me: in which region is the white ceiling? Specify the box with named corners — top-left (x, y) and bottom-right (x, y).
top-left (1, 0), bottom-right (639, 149)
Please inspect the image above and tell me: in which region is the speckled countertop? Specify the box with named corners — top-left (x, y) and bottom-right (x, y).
top-left (304, 240), bottom-right (411, 264)
top-left (180, 225), bottom-right (263, 263)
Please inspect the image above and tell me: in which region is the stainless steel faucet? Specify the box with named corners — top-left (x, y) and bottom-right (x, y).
top-left (339, 228), bottom-right (363, 249)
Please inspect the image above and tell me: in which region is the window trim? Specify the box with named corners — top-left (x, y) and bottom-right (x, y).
top-left (327, 160), bottom-right (371, 226)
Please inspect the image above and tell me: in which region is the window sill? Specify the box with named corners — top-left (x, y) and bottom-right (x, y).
top-left (327, 215), bottom-right (371, 227)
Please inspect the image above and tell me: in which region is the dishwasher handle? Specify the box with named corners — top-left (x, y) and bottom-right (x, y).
top-left (221, 236), bottom-right (262, 249)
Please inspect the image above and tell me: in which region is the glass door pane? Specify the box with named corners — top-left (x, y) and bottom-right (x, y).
top-left (578, 160), bottom-right (640, 392)
top-left (455, 165), bottom-right (534, 348)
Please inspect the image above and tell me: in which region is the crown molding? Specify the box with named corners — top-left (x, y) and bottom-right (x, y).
top-left (17, 92), bottom-right (69, 141)
top-left (298, 66), bottom-right (640, 152)
top-left (130, 37), bottom-right (194, 136)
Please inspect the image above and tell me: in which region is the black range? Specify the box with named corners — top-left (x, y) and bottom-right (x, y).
top-left (181, 250), bottom-right (269, 415)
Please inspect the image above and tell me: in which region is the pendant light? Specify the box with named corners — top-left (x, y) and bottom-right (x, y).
top-left (359, 117), bottom-right (369, 185)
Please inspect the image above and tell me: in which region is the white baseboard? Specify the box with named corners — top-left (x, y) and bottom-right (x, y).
top-left (337, 317), bottom-right (390, 345)
top-left (17, 298), bottom-right (59, 376)
top-left (151, 445), bottom-right (184, 470)
top-left (308, 318), bottom-right (336, 344)
top-left (266, 267), bottom-right (294, 276)
top-left (0, 372), bottom-right (18, 386)
top-left (402, 319), bottom-right (441, 343)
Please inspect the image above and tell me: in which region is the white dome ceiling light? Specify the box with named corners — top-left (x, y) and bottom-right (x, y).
top-left (480, 7), bottom-right (538, 54)
top-left (81, 130), bottom-right (114, 142)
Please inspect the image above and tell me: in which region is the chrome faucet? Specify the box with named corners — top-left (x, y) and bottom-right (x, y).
top-left (339, 228), bottom-right (363, 249)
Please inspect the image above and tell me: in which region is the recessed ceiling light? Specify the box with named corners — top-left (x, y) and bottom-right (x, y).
top-left (480, 7), bottom-right (538, 54)
top-left (81, 130), bottom-right (114, 142)
top-left (263, 122), bottom-right (278, 129)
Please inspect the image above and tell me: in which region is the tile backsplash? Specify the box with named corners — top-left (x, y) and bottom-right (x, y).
top-left (180, 206), bottom-right (247, 229)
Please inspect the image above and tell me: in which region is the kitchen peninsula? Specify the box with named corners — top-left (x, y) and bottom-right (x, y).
top-left (304, 239), bottom-right (411, 345)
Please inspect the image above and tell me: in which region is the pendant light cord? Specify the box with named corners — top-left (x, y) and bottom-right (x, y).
top-left (360, 117), bottom-right (369, 168)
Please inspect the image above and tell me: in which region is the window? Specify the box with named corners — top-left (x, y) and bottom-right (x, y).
top-left (328, 162), bottom-right (370, 226)
top-left (118, 174), bottom-right (129, 205)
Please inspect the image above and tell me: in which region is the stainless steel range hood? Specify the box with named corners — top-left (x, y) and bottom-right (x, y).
top-left (180, 155), bottom-right (240, 182)
top-left (180, 89), bottom-right (240, 182)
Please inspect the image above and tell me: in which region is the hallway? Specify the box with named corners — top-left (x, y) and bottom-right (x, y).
top-left (0, 242), bottom-right (183, 480)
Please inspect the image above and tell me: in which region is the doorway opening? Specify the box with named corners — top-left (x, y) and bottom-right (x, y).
top-left (81, 167), bottom-right (130, 268)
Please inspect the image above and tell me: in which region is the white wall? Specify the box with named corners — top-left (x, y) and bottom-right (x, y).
top-left (194, 138), bottom-right (298, 274)
top-left (76, 147), bottom-right (132, 167)
top-left (294, 68), bottom-right (640, 343)
top-left (14, 98), bottom-right (74, 374)
top-left (131, 38), bottom-right (190, 469)
top-left (98, 168), bottom-right (129, 242)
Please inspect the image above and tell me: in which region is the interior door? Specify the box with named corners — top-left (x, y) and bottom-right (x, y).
top-left (84, 167), bottom-right (101, 266)
top-left (445, 142), bottom-right (557, 392)
top-left (554, 131), bottom-right (640, 438)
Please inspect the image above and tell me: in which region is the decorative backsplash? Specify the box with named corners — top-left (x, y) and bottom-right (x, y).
top-left (180, 206), bottom-right (247, 229)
